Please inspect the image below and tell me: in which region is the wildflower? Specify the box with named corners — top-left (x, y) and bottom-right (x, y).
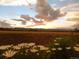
top-left (20, 52), bottom-right (23, 55)
top-left (18, 43), bottom-right (28, 47)
top-left (26, 50), bottom-right (28, 53)
top-left (0, 45), bottom-right (12, 50)
top-left (40, 47), bottom-right (49, 51)
top-left (46, 50), bottom-right (51, 53)
top-left (65, 47), bottom-right (71, 50)
top-left (18, 43), bottom-right (30, 48)
top-left (13, 46), bottom-right (21, 50)
top-left (73, 47), bottom-right (79, 51)
top-left (37, 45), bottom-right (49, 50)
top-left (28, 43), bottom-right (35, 47)
top-left (76, 44), bottom-right (79, 47)
top-left (36, 53), bottom-right (40, 55)
top-left (30, 49), bottom-right (38, 53)
top-left (37, 45), bottom-right (44, 48)
top-left (52, 48), bottom-right (56, 51)
top-left (54, 40), bottom-right (57, 42)
top-left (54, 43), bottom-right (60, 45)
top-left (3, 50), bottom-right (17, 58)
top-left (57, 47), bottom-right (62, 50)
top-left (32, 46), bottom-right (37, 49)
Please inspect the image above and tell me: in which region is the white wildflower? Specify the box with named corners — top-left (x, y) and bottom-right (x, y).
top-left (18, 43), bottom-right (28, 47)
top-left (13, 46), bottom-right (21, 50)
top-left (26, 50), bottom-right (28, 53)
top-left (52, 48), bottom-right (56, 51)
top-left (30, 49), bottom-right (38, 53)
top-left (54, 43), bottom-right (60, 45)
top-left (0, 45), bottom-right (12, 50)
top-left (65, 47), bottom-right (71, 50)
top-left (54, 40), bottom-right (57, 42)
top-left (36, 53), bottom-right (39, 55)
top-left (18, 43), bottom-right (30, 48)
top-left (73, 47), bottom-right (79, 51)
top-left (3, 50), bottom-right (17, 58)
top-left (37, 45), bottom-right (48, 50)
top-left (57, 48), bottom-right (62, 50)
top-left (28, 43), bottom-right (35, 47)
top-left (76, 44), bottom-right (79, 47)
top-left (32, 46), bottom-right (37, 49)
top-left (46, 50), bottom-right (51, 53)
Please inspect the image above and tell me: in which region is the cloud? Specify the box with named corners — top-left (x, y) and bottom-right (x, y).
top-left (59, 0), bottom-right (65, 2)
top-left (61, 3), bottom-right (79, 12)
top-left (35, 0), bottom-right (66, 20)
top-left (0, 0), bottom-right (37, 6)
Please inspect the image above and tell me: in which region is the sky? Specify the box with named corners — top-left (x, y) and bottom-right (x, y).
top-left (0, 0), bottom-right (79, 19)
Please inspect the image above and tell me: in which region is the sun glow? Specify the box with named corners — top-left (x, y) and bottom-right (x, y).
top-left (25, 11), bottom-right (78, 29)
top-left (13, 12), bottom-right (78, 29)
top-left (28, 18), bottom-right (76, 29)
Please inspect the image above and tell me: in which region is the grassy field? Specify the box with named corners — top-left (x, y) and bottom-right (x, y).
top-left (0, 29), bottom-right (79, 45)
